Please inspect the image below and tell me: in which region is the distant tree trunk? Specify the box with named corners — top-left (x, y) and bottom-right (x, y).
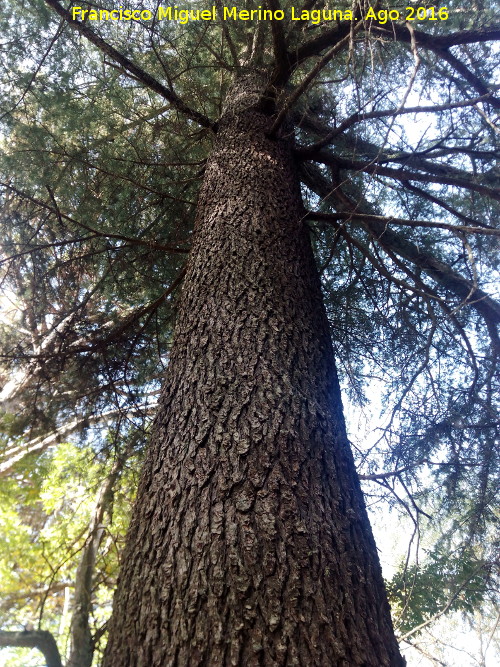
top-left (67, 455), bottom-right (124, 667)
top-left (103, 77), bottom-right (405, 666)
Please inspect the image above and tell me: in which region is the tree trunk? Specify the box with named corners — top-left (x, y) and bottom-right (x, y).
top-left (67, 454), bottom-right (124, 667)
top-left (103, 77), bottom-right (405, 666)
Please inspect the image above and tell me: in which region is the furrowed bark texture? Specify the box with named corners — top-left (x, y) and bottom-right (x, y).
top-left (104, 79), bottom-right (404, 666)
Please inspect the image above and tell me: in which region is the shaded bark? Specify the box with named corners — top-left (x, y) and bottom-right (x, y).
top-left (103, 77), bottom-right (404, 666)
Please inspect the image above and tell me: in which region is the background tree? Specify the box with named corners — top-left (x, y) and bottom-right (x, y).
top-left (0, 0), bottom-right (498, 664)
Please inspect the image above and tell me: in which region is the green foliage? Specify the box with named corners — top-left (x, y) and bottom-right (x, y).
top-left (0, 436), bottom-right (139, 664)
top-left (388, 542), bottom-right (496, 634)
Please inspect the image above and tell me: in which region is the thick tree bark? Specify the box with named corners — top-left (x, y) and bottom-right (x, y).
top-left (103, 78), bottom-right (404, 666)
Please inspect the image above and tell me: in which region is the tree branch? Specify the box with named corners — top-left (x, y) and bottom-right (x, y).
top-left (306, 210), bottom-right (500, 237)
top-left (291, 23), bottom-right (352, 66)
top-left (298, 94), bottom-right (494, 153)
top-left (266, 0), bottom-right (289, 83)
top-left (0, 630), bottom-right (62, 667)
top-left (300, 164), bottom-right (500, 349)
top-left (398, 562), bottom-right (491, 641)
top-left (438, 48), bottom-right (500, 109)
top-left (372, 22), bottom-right (500, 50)
top-left (1, 182), bottom-right (190, 254)
top-left (359, 463), bottom-right (421, 481)
top-left (0, 407), bottom-right (155, 477)
top-left (308, 152), bottom-right (500, 203)
top-left (43, 0), bottom-right (213, 128)
top-left (371, 22), bottom-right (500, 109)
top-left (270, 25), bottom-right (360, 134)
